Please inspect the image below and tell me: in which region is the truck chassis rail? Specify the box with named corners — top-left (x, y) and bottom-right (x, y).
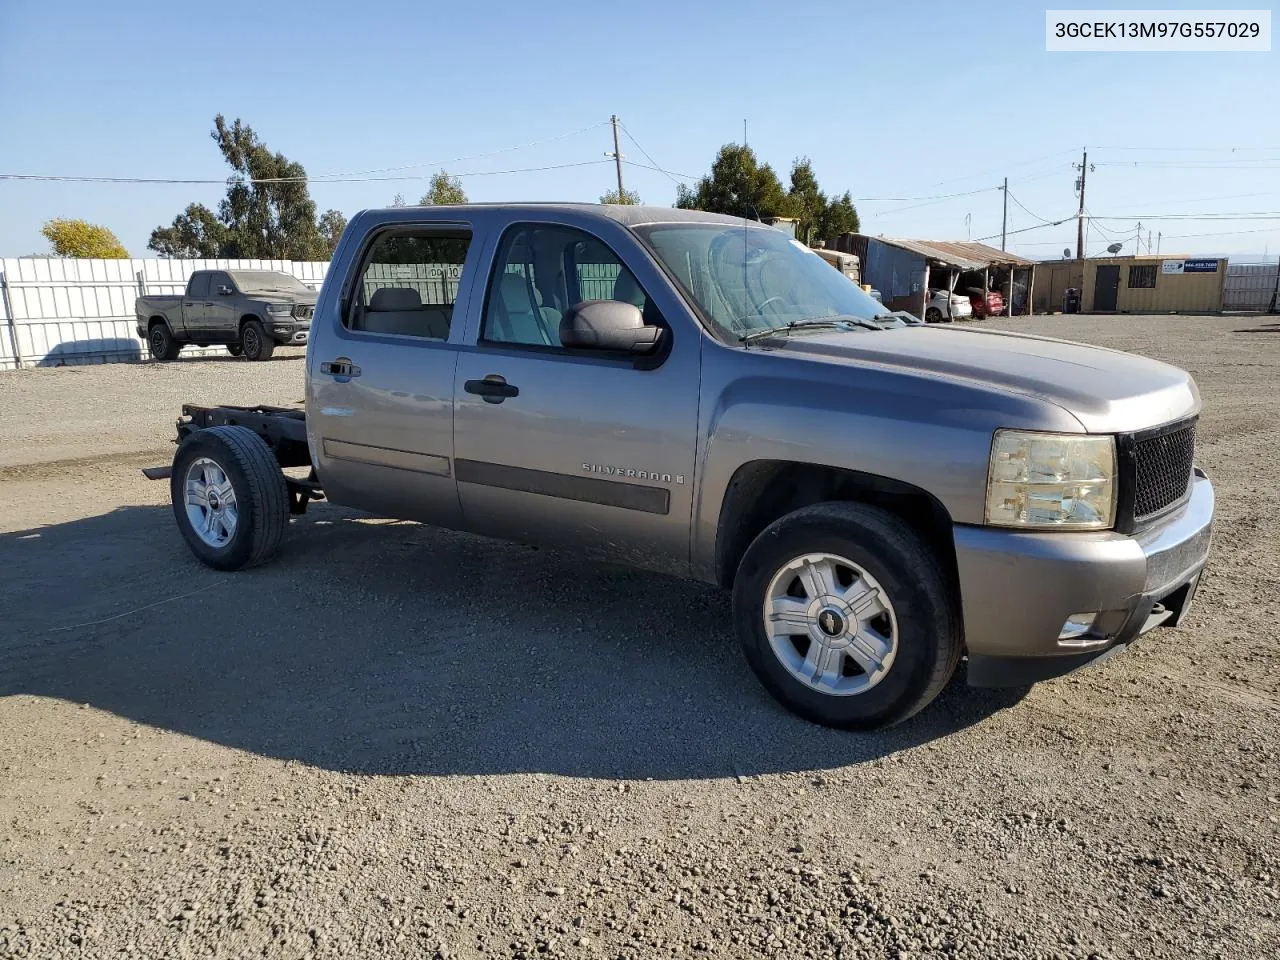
top-left (144, 404), bottom-right (322, 514)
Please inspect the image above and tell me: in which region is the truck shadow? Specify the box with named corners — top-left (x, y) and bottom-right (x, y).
top-left (0, 504), bottom-right (1028, 781)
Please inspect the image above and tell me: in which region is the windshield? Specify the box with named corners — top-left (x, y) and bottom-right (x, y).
top-left (228, 271), bottom-right (313, 295)
top-left (635, 222), bottom-right (890, 339)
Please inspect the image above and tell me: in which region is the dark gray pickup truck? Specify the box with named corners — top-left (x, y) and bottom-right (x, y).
top-left (147, 204), bottom-right (1214, 730)
top-left (135, 269), bottom-right (317, 361)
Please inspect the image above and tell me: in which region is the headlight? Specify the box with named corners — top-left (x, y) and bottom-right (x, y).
top-left (266, 303), bottom-right (292, 314)
top-left (985, 430), bottom-right (1116, 530)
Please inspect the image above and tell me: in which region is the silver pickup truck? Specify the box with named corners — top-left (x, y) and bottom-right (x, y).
top-left (150, 204), bottom-right (1214, 730)
top-left (135, 269), bottom-right (317, 361)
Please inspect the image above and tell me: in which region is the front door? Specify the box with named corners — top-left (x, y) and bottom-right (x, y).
top-left (181, 271), bottom-right (211, 339)
top-left (207, 271), bottom-right (237, 340)
top-left (1093, 265), bottom-right (1121, 311)
top-left (452, 221), bottom-right (701, 573)
top-left (307, 224), bottom-right (477, 527)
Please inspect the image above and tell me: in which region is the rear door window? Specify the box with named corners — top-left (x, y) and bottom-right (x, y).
top-left (347, 232), bottom-right (471, 341)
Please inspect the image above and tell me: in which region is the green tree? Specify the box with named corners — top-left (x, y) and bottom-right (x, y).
top-left (148, 115), bottom-right (345, 260)
top-left (600, 187), bottom-right (641, 205)
top-left (41, 218), bottom-right (129, 258)
top-left (390, 193), bottom-right (406, 207)
top-left (787, 158), bottom-right (827, 245)
top-left (675, 144), bottom-right (794, 220)
top-left (420, 170), bottom-right (467, 205)
top-left (819, 190), bottom-right (860, 240)
top-left (318, 209), bottom-right (348, 255)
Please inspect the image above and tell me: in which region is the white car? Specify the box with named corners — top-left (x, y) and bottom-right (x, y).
top-left (925, 289), bottom-right (973, 323)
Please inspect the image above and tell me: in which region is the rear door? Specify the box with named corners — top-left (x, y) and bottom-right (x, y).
top-left (451, 219), bottom-right (701, 574)
top-left (180, 271), bottom-right (212, 338)
top-left (308, 221), bottom-right (477, 527)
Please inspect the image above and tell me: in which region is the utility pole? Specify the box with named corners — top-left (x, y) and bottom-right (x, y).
top-left (1157, 231), bottom-right (1162, 254)
top-left (1136, 221), bottom-right (1143, 255)
top-left (1000, 177), bottom-right (1008, 251)
top-left (1074, 148), bottom-right (1090, 260)
top-left (608, 115), bottom-right (625, 201)
top-left (743, 119), bottom-right (747, 147)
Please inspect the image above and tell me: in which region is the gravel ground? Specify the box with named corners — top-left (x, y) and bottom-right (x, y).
top-left (0, 316), bottom-right (1277, 960)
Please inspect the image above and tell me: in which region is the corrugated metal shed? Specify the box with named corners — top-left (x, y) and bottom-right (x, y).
top-left (878, 239), bottom-right (1035, 269)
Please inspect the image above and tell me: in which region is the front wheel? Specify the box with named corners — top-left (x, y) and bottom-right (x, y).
top-left (170, 425), bottom-right (289, 571)
top-left (226, 342), bottom-right (244, 357)
top-left (925, 307), bottom-right (942, 324)
top-left (241, 320), bottom-right (275, 361)
top-left (731, 502), bottom-right (961, 730)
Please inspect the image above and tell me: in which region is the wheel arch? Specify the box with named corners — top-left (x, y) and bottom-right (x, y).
top-left (239, 313), bottom-right (265, 330)
top-left (147, 315), bottom-right (170, 330)
top-left (713, 459), bottom-right (959, 595)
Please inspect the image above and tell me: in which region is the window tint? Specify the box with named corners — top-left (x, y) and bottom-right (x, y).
top-left (347, 232), bottom-right (471, 340)
top-left (209, 272), bottom-right (233, 295)
top-left (482, 224), bottom-right (655, 347)
top-left (187, 272), bottom-right (210, 298)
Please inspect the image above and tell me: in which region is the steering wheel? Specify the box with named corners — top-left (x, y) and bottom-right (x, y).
top-left (755, 296), bottom-right (787, 316)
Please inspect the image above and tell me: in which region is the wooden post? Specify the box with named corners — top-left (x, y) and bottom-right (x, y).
top-left (1027, 265), bottom-right (1036, 316)
top-left (982, 267), bottom-right (990, 319)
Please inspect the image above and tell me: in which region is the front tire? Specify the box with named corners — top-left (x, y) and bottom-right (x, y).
top-left (226, 342), bottom-right (244, 357)
top-left (925, 307), bottom-right (942, 324)
top-left (148, 323), bottom-right (181, 362)
top-left (241, 320), bottom-right (275, 361)
top-left (170, 425), bottom-right (289, 571)
top-left (731, 502), bottom-right (961, 730)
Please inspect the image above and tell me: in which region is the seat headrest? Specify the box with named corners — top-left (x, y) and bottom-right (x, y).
top-left (369, 287), bottom-right (422, 311)
top-left (499, 273), bottom-right (534, 312)
top-left (612, 270), bottom-right (645, 308)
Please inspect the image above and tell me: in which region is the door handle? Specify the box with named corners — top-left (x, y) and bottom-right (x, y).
top-left (320, 358), bottom-right (361, 380)
top-left (464, 375), bottom-right (519, 404)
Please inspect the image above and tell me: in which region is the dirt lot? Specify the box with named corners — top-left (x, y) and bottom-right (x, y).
top-left (1, 317), bottom-right (1277, 960)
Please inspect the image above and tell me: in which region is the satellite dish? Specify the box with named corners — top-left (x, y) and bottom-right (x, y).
top-left (1106, 242), bottom-right (1123, 254)
top-left (1062, 248), bottom-right (1072, 259)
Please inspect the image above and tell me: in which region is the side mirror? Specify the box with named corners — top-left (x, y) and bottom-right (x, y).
top-left (217, 285), bottom-right (233, 296)
top-left (560, 300), bottom-right (663, 354)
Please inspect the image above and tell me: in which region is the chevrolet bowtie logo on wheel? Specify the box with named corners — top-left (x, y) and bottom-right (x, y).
top-left (819, 610), bottom-right (845, 637)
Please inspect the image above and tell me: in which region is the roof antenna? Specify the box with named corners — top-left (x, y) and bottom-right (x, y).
top-left (747, 203), bottom-right (762, 223)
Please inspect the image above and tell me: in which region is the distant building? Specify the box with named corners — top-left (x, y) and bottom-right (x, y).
top-left (1034, 256), bottom-right (1226, 313)
top-left (827, 235), bottom-right (1036, 317)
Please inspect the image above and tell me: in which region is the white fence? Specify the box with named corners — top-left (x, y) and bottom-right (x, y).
top-left (0, 257), bottom-right (330, 370)
top-left (1223, 261), bottom-right (1280, 312)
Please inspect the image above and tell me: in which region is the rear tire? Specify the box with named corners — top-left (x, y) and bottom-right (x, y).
top-left (241, 320), bottom-right (275, 361)
top-left (147, 323), bottom-right (181, 362)
top-left (226, 342), bottom-right (244, 357)
top-left (731, 502), bottom-right (961, 730)
top-left (170, 425), bottom-right (289, 571)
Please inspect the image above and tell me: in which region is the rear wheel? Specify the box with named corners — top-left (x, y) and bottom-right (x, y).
top-left (170, 425), bottom-right (289, 571)
top-left (241, 320), bottom-right (275, 361)
top-left (147, 322), bottom-right (181, 362)
top-left (731, 502), bottom-right (961, 729)
top-left (226, 342), bottom-right (244, 357)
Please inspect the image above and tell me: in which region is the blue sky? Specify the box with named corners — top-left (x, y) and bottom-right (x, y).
top-left (2, 0), bottom-right (1278, 259)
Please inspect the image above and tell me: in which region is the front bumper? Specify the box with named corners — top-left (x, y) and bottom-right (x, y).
top-left (955, 468), bottom-right (1214, 687)
top-left (267, 319), bottom-right (310, 344)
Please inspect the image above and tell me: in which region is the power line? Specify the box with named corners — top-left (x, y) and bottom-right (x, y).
top-left (312, 120), bottom-right (610, 179)
top-left (618, 122), bottom-right (685, 185)
top-left (975, 217), bottom-right (1074, 243)
top-left (0, 159), bottom-right (612, 186)
top-left (620, 159), bottom-right (698, 181)
top-left (1005, 190), bottom-right (1055, 224)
